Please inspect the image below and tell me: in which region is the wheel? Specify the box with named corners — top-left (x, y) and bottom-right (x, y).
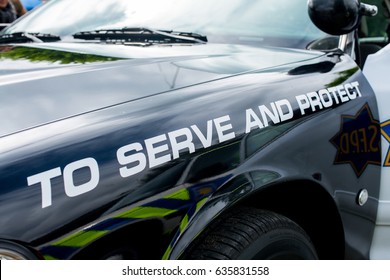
top-left (182, 207), bottom-right (318, 260)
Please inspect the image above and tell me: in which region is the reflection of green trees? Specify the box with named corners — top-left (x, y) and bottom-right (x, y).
top-left (0, 46), bottom-right (123, 64)
top-left (326, 67), bottom-right (359, 88)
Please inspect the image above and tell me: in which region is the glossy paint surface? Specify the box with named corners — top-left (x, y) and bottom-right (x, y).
top-left (0, 43), bottom-right (322, 136)
top-left (0, 39), bottom-right (381, 260)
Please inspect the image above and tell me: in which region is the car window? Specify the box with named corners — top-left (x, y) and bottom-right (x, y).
top-left (360, 0), bottom-right (389, 42)
top-left (358, 0), bottom-right (389, 65)
top-left (2, 0), bottom-right (327, 49)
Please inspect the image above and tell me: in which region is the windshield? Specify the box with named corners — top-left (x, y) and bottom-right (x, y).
top-left (2, 0), bottom-right (327, 49)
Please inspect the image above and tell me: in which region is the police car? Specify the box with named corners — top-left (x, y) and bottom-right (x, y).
top-left (0, 0), bottom-right (389, 260)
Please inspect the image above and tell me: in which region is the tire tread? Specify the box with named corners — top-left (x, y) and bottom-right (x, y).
top-left (183, 207), bottom-right (315, 260)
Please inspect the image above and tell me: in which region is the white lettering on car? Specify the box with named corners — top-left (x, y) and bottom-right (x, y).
top-left (27, 81), bottom-right (363, 208)
top-left (296, 81), bottom-right (362, 115)
top-left (117, 114), bottom-right (235, 178)
top-left (117, 143), bottom-right (147, 178)
top-left (245, 99), bottom-right (294, 133)
top-left (63, 158), bottom-right (100, 197)
top-left (27, 158), bottom-right (99, 208)
top-left (27, 167), bottom-right (62, 208)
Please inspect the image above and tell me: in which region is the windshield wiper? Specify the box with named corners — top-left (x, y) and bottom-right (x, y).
top-left (73, 27), bottom-right (207, 45)
top-left (0, 32), bottom-right (61, 44)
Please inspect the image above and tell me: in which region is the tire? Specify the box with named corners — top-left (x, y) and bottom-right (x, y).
top-left (182, 207), bottom-right (318, 260)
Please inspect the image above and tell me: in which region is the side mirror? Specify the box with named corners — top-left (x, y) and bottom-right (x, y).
top-left (308, 0), bottom-right (378, 35)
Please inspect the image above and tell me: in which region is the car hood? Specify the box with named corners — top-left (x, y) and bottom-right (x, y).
top-left (0, 42), bottom-right (322, 137)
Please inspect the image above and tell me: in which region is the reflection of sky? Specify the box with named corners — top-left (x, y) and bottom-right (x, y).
top-left (21, 0), bottom-right (42, 11)
top-left (0, 43), bottom-right (321, 137)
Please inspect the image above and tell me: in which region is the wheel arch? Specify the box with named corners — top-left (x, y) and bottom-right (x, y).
top-left (238, 179), bottom-right (345, 259)
top-left (172, 178), bottom-right (345, 260)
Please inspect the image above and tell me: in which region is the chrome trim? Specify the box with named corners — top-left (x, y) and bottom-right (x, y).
top-left (338, 34), bottom-right (349, 52)
top-left (338, 32), bottom-right (356, 60)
